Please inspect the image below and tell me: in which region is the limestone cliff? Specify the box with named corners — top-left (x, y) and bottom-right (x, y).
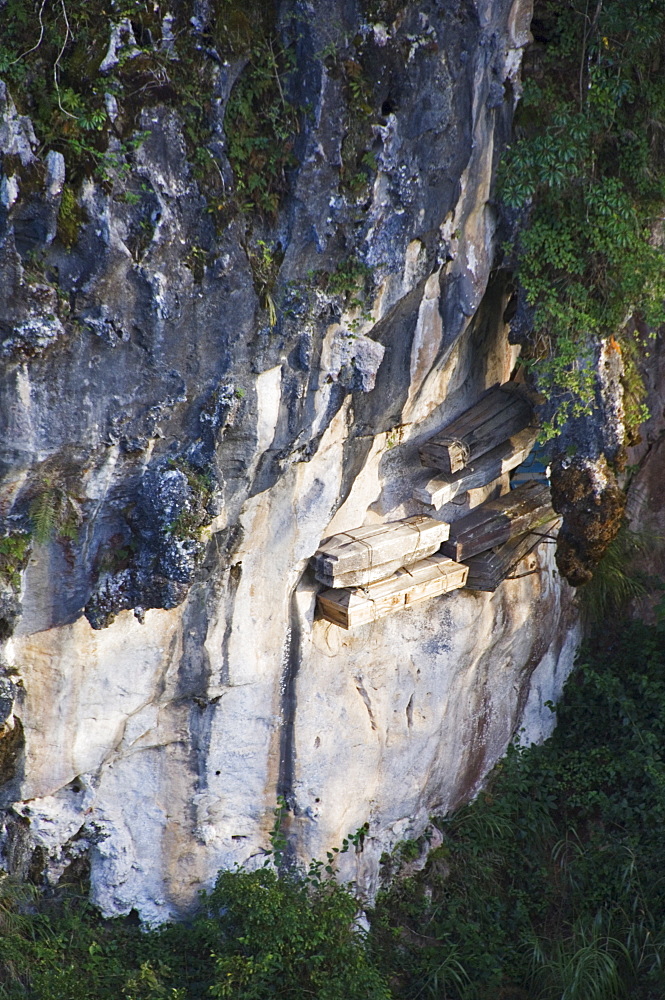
top-left (0, 0), bottom-right (581, 922)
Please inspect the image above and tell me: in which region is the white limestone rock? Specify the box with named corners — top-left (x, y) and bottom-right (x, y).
top-left (0, 0), bottom-right (585, 925)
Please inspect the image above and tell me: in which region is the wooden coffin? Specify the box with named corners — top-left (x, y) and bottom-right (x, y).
top-left (317, 554), bottom-right (469, 629)
top-left (413, 427), bottom-right (537, 509)
top-left (441, 480), bottom-right (553, 562)
top-left (312, 515), bottom-right (450, 589)
top-left (419, 383), bottom-right (535, 476)
top-left (465, 516), bottom-right (561, 591)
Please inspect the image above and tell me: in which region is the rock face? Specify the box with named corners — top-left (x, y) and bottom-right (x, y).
top-left (551, 455), bottom-right (626, 587)
top-left (545, 336), bottom-right (628, 586)
top-left (0, 0), bottom-right (581, 922)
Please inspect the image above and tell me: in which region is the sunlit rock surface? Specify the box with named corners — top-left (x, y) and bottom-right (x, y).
top-left (0, 0), bottom-right (582, 922)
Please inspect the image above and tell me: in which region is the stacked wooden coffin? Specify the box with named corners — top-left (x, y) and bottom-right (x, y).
top-left (463, 513), bottom-right (561, 591)
top-left (441, 481), bottom-right (559, 591)
top-left (441, 481), bottom-right (552, 561)
top-left (414, 383), bottom-right (538, 509)
top-left (413, 426), bottom-right (537, 508)
top-left (415, 382), bottom-right (558, 592)
top-left (317, 555), bottom-right (469, 629)
top-left (314, 381), bottom-right (557, 628)
top-left (313, 516), bottom-right (468, 628)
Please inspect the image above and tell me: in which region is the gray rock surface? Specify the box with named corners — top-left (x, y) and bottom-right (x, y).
top-left (0, 0), bottom-right (582, 922)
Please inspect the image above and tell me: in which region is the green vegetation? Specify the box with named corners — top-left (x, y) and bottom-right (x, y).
top-left (0, 0), bottom-right (121, 179)
top-left (207, 864), bottom-right (387, 1000)
top-left (308, 255), bottom-right (374, 328)
top-left (223, 32), bottom-right (300, 219)
top-left (184, 245), bottom-right (208, 284)
top-left (501, 0), bottom-right (665, 441)
top-left (324, 255), bottom-right (372, 303)
top-left (28, 475), bottom-right (82, 544)
top-left (245, 239), bottom-right (283, 326)
top-left (0, 0), bottom-right (300, 222)
top-left (0, 533), bottom-right (31, 591)
top-left (0, 0), bottom-right (386, 232)
top-left (579, 523), bottom-right (662, 624)
top-left (165, 460), bottom-right (214, 542)
top-left (620, 332), bottom-right (652, 445)
top-left (56, 184), bottom-right (86, 248)
top-left (0, 805), bottom-right (389, 1000)
top-left (3, 614), bottom-right (665, 998)
top-left (339, 56), bottom-right (377, 197)
top-left (316, 32), bottom-right (380, 199)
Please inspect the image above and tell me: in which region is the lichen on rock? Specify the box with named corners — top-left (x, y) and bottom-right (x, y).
top-left (550, 456), bottom-right (626, 587)
top-left (85, 463), bottom-right (214, 629)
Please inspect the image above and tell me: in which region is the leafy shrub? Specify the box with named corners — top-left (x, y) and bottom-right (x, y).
top-left (224, 34), bottom-right (300, 219)
top-left (0, 1), bottom-right (293, 213)
top-left (502, 0), bottom-right (665, 440)
top-left (28, 475), bottom-right (82, 544)
top-left (0, 533), bottom-right (31, 590)
top-left (0, 833), bottom-right (389, 999)
top-left (579, 523), bottom-right (662, 623)
top-left (56, 185), bottom-right (86, 248)
top-left (206, 865), bottom-right (389, 999)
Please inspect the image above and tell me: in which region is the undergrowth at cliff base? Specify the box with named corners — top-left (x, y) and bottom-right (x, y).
top-left (0, 813), bottom-right (389, 1000)
top-left (3, 615), bottom-right (665, 998)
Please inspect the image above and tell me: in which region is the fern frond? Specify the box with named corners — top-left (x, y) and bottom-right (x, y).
top-left (581, 523), bottom-right (663, 624)
top-left (29, 477), bottom-right (63, 544)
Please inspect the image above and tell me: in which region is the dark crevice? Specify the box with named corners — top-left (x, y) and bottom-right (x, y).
top-left (277, 587), bottom-right (302, 866)
top-left (355, 676), bottom-right (378, 732)
top-left (220, 561), bottom-right (243, 687)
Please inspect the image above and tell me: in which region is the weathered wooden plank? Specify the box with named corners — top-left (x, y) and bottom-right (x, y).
top-left (317, 554), bottom-right (469, 629)
top-left (420, 389), bottom-right (511, 469)
top-left (420, 383), bottom-right (535, 475)
top-left (420, 387), bottom-right (533, 474)
top-left (312, 515), bottom-right (450, 589)
top-left (465, 516), bottom-right (561, 591)
top-left (413, 427), bottom-right (538, 509)
top-left (441, 480), bottom-right (553, 561)
top-left (441, 383), bottom-right (522, 432)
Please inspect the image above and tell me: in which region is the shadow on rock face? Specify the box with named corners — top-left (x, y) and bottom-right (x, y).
top-left (0, 716), bottom-right (24, 789)
top-left (551, 458), bottom-right (626, 586)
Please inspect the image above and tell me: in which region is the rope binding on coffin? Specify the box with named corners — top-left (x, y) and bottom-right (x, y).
top-left (432, 558), bottom-right (454, 580)
top-left (360, 528), bottom-right (416, 603)
top-left (406, 518), bottom-right (425, 566)
top-left (435, 436), bottom-right (471, 466)
top-left (325, 517), bottom-right (450, 602)
top-left (360, 561), bottom-right (417, 616)
top-left (335, 529), bottom-right (377, 587)
top-left (337, 519), bottom-right (430, 588)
